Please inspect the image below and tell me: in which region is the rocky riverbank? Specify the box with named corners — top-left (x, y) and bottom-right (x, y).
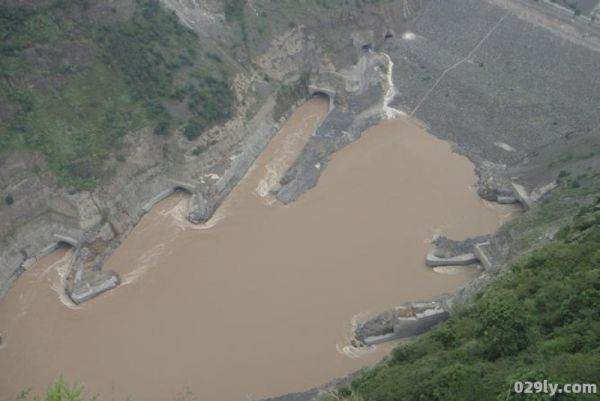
top-left (0, 0), bottom-right (422, 303)
top-left (255, 0), bottom-right (600, 399)
top-left (1, 0), bottom-right (599, 355)
top-left (1, 1), bottom-right (600, 401)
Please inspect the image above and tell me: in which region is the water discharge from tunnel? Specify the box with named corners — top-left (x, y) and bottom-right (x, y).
top-left (0, 96), bottom-right (513, 401)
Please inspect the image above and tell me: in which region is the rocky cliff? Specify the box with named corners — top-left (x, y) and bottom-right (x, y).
top-left (0, 0), bottom-right (419, 301)
top-left (1, 0), bottom-right (600, 310)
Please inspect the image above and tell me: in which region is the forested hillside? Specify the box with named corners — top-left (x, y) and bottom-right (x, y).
top-left (0, 0), bottom-right (233, 191)
top-left (328, 175), bottom-right (600, 401)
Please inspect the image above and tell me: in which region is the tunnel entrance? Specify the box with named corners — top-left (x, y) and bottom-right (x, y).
top-left (4, 240), bottom-right (76, 301)
top-left (310, 91), bottom-right (330, 101)
top-left (56, 241), bottom-right (74, 250)
top-left (173, 186), bottom-right (192, 195)
top-left (308, 86), bottom-right (335, 111)
top-left (142, 185), bottom-right (194, 214)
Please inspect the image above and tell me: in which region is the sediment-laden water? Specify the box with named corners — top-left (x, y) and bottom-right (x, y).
top-left (0, 97), bottom-right (512, 401)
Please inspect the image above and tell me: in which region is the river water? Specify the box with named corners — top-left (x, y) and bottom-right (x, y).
top-left (0, 97), bottom-right (512, 401)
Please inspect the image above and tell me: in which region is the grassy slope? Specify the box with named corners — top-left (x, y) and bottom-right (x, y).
top-left (327, 174), bottom-right (600, 401)
top-left (0, 0), bottom-right (233, 191)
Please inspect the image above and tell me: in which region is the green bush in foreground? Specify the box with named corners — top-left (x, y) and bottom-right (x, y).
top-left (17, 380), bottom-right (203, 401)
top-left (16, 379), bottom-right (88, 401)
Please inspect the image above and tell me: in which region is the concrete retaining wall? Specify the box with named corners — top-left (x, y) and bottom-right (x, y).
top-left (362, 308), bottom-right (449, 345)
top-left (510, 182), bottom-right (532, 210)
top-left (68, 271), bottom-right (120, 305)
top-left (357, 301), bottom-right (450, 345)
top-left (425, 251), bottom-right (478, 267)
top-left (473, 242), bottom-right (494, 270)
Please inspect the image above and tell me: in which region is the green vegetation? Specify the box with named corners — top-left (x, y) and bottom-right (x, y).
top-left (549, 150), bottom-right (599, 169)
top-left (223, 0), bottom-right (249, 57)
top-left (326, 179), bottom-right (600, 401)
top-left (16, 379), bottom-right (87, 401)
top-left (273, 72), bottom-right (310, 120)
top-left (17, 379), bottom-right (204, 401)
top-left (0, 0), bottom-right (233, 191)
top-left (224, 0), bottom-right (246, 22)
top-left (497, 172), bottom-right (600, 254)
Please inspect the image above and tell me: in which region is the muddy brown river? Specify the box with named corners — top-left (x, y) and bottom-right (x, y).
top-left (0, 97), bottom-right (512, 401)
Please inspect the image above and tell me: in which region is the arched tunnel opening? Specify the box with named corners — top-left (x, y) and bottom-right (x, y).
top-left (142, 184), bottom-right (195, 214)
top-left (173, 186), bottom-right (193, 195)
top-left (55, 240), bottom-right (75, 250)
top-left (310, 91), bottom-right (330, 102)
top-left (308, 88), bottom-right (335, 111)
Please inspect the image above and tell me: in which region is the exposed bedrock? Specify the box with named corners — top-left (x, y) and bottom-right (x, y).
top-left (259, 0), bottom-right (600, 399)
top-left (432, 235), bottom-right (491, 257)
top-left (1, 0), bottom-right (599, 311)
top-left (276, 53), bottom-right (392, 203)
top-left (0, 86), bottom-right (289, 302)
top-left (0, 9), bottom-right (407, 302)
top-left (425, 235), bottom-right (490, 268)
top-left (277, 0), bottom-right (600, 207)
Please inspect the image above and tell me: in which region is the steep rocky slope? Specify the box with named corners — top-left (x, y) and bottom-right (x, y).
top-left (0, 0), bottom-right (419, 301)
top-left (1, 0), bottom-right (600, 310)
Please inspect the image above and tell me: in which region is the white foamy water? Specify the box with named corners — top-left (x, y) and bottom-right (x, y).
top-left (336, 311), bottom-right (380, 359)
top-left (433, 265), bottom-right (479, 275)
top-left (48, 250), bottom-right (81, 310)
top-left (121, 243), bottom-right (168, 286)
top-left (379, 52), bottom-right (406, 119)
top-left (163, 190), bottom-right (229, 231)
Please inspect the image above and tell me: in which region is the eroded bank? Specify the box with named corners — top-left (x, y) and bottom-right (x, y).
top-left (0, 98), bottom-right (511, 401)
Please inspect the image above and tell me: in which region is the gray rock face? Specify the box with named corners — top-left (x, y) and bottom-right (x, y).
top-left (432, 235), bottom-right (491, 256)
top-left (187, 193), bottom-right (215, 224)
top-left (275, 0), bottom-right (600, 207)
top-left (0, 28), bottom-right (325, 301)
top-left (0, 0), bottom-right (598, 318)
top-left (425, 235), bottom-right (493, 268)
top-left (276, 92), bottom-right (385, 203)
top-left (2, 4), bottom-right (377, 301)
top-left (258, 0), bottom-right (600, 399)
